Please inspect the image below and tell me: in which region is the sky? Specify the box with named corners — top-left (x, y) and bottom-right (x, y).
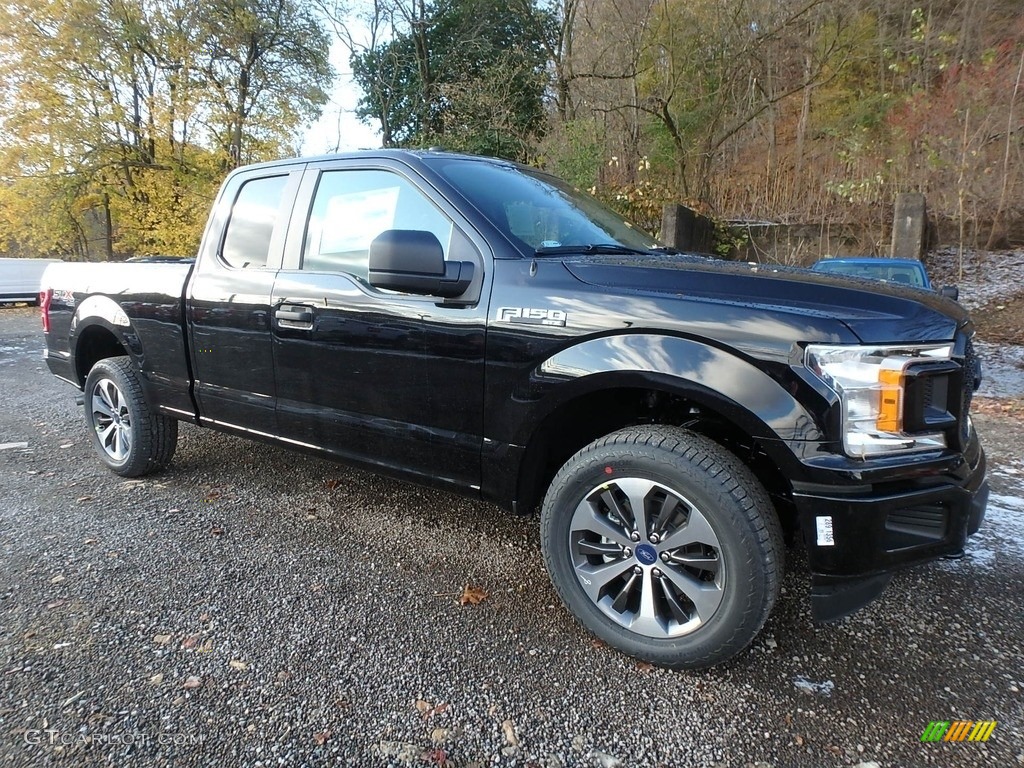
top-left (300, 32), bottom-right (382, 155)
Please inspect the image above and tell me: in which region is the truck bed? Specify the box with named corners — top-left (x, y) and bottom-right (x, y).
top-left (41, 260), bottom-right (197, 419)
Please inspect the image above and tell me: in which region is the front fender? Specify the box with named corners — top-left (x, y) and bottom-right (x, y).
top-left (519, 333), bottom-right (826, 446)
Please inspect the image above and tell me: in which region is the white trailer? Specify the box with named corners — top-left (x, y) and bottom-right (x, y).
top-left (0, 258), bottom-right (63, 304)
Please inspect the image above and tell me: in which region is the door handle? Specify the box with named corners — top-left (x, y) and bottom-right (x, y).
top-left (275, 305), bottom-right (314, 328)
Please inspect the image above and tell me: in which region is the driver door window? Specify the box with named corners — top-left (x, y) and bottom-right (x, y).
top-left (302, 170), bottom-right (454, 282)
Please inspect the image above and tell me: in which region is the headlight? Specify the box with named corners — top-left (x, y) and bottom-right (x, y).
top-left (805, 343), bottom-right (953, 458)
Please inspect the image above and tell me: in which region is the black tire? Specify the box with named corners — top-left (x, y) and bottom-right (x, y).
top-left (83, 356), bottom-right (178, 477)
top-left (540, 426), bottom-right (783, 669)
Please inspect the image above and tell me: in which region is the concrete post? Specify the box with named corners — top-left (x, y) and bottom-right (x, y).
top-left (891, 193), bottom-right (928, 259)
top-left (661, 204), bottom-right (696, 251)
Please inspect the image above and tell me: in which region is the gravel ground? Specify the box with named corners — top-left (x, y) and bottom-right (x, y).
top-left (1, 305), bottom-right (1022, 768)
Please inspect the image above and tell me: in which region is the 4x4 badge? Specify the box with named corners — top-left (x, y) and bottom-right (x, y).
top-left (496, 307), bottom-right (567, 327)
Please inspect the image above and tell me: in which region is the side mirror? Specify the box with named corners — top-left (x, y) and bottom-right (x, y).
top-left (939, 285), bottom-right (959, 301)
top-left (368, 230), bottom-right (474, 299)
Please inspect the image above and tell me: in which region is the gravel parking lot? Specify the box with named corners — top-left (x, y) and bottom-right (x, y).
top-left (1, 305), bottom-right (1022, 768)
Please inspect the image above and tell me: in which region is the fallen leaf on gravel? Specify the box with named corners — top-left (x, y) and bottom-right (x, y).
top-left (501, 719), bottom-right (518, 746)
top-left (182, 676), bottom-right (201, 689)
top-left (430, 728), bottom-right (451, 743)
top-left (635, 661), bottom-right (654, 673)
top-left (46, 600), bottom-right (65, 609)
top-left (82, 538), bottom-right (97, 545)
top-left (198, 639), bottom-right (214, 653)
top-left (459, 584), bottom-right (488, 605)
top-left (153, 634), bottom-right (172, 645)
top-left (414, 699), bottom-right (432, 713)
top-left (0, 442), bottom-right (29, 450)
top-left (59, 443), bottom-right (74, 449)
top-left (49, 575), bottom-right (65, 584)
top-left (312, 730), bottom-right (331, 745)
top-left (149, 673), bottom-right (164, 685)
top-left (76, 496), bottom-right (93, 503)
top-left (795, 734), bottom-right (805, 746)
top-left (426, 748), bottom-right (451, 766)
top-left (199, 613), bottom-right (210, 622)
top-left (209, 526), bottom-right (225, 536)
top-left (324, 478), bottom-right (341, 490)
top-left (181, 633), bottom-right (201, 650)
top-left (229, 660), bottom-right (248, 671)
top-left (424, 702), bottom-right (448, 719)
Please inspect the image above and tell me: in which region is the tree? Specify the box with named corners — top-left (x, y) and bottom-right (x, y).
top-left (344, 0), bottom-right (553, 160)
top-left (0, 0), bottom-right (333, 258)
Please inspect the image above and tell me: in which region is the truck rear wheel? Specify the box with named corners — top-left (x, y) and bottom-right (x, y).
top-left (83, 356), bottom-right (178, 477)
top-left (540, 426), bottom-right (783, 669)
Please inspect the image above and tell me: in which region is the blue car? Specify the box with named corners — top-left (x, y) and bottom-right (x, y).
top-left (811, 257), bottom-right (959, 300)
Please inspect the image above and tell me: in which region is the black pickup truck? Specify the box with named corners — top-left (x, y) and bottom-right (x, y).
top-left (41, 150), bottom-right (988, 668)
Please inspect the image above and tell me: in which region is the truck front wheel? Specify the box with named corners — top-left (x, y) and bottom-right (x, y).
top-left (83, 356), bottom-right (178, 477)
top-left (540, 426), bottom-right (783, 669)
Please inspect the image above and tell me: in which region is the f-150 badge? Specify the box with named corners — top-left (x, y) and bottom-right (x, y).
top-left (497, 307), bottom-right (567, 327)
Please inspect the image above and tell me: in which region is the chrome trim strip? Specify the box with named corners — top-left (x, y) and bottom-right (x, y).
top-left (199, 416), bottom-right (323, 451)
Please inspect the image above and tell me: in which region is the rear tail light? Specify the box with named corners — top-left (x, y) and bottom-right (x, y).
top-left (40, 289), bottom-right (52, 333)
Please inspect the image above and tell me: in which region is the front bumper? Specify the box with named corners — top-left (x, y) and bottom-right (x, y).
top-left (793, 442), bottom-right (988, 621)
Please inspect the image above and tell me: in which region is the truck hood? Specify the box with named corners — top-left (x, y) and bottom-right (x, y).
top-left (562, 253), bottom-right (970, 344)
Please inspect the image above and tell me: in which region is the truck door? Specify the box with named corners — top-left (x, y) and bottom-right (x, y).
top-left (270, 160), bottom-right (489, 492)
top-left (187, 167), bottom-right (302, 434)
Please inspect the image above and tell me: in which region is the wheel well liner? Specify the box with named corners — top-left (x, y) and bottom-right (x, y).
top-left (75, 325), bottom-right (128, 386)
top-left (515, 385), bottom-right (797, 537)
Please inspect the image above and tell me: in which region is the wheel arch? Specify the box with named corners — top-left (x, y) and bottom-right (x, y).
top-left (70, 296), bottom-right (140, 386)
top-left (509, 335), bottom-right (821, 537)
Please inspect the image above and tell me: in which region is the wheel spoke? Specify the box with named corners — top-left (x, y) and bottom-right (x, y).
top-left (570, 500), bottom-right (631, 549)
top-left (628, 570), bottom-right (663, 635)
top-left (610, 571), bottom-right (640, 613)
top-left (658, 509), bottom-right (717, 551)
top-left (651, 493), bottom-right (681, 537)
top-left (92, 394), bottom-right (115, 419)
top-left (615, 477), bottom-right (653, 539)
top-left (660, 565), bottom-right (723, 622)
top-left (575, 539), bottom-right (623, 558)
top-left (599, 488), bottom-right (634, 531)
top-left (667, 551), bottom-right (720, 570)
top-left (101, 380), bottom-right (119, 412)
top-left (99, 422), bottom-right (116, 447)
top-left (575, 560), bottom-right (633, 603)
top-left (658, 574), bottom-right (693, 626)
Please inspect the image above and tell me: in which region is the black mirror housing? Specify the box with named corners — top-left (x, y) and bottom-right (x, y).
top-left (368, 230), bottom-right (474, 298)
top-left (939, 285), bottom-right (959, 301)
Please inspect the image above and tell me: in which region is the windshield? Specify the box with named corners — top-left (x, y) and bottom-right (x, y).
top-left (426, 157), bottom-right (661, 254)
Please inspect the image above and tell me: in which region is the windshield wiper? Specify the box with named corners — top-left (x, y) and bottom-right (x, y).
top-left (534, 243), bottom-right (652, 257)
